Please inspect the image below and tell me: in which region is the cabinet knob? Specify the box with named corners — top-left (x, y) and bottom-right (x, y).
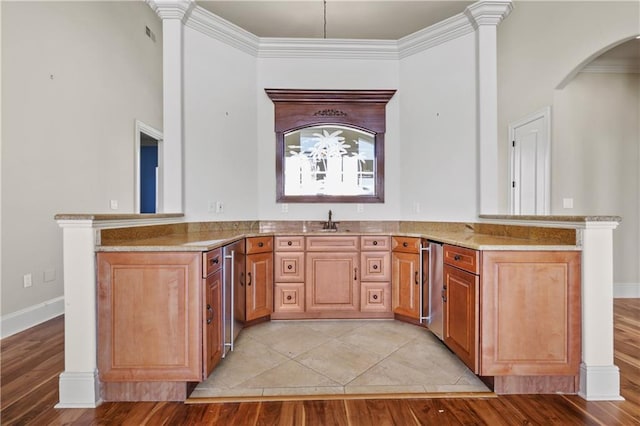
top-left (287, 241), bottom-right (292, 246)
top-left (403, 242), bottom-right (408, 248)
top-left (210, 257), bottom-right (219, 265)
top-left (287, 264), bottom-right (293, 270)
top-left (373, 264), bottom-right (378, 270)
top-left (454, 254), bottom-right (462, 261)
top-left (258, 242), bottom-right (264, 247)
top-left (373, 240), bottom-right (378, 246)
top-left (372, 294), bottom-right (378, 300)
top-left (286, 295), bottom-right (292, 301)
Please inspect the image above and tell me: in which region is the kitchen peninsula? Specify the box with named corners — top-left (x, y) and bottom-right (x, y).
top-left (54, 215), bottom-right (621, 406)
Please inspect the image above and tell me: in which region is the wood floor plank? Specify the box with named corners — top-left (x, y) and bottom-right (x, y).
top-left (1, 299), bottom-right (639, 425)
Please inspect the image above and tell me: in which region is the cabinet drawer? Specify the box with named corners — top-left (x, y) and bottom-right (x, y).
top-left (202, 248), bottom-right (222, 278)
top-left (361, 251), bottom-right (391, 281)
top-left (306, 236), bottom-right (359, 251)
top-left (274, 252), bottom-right (305, 282)
top-left (392, 236), bottom-right (421, 254)
top-left (444, 244), bottom-right (479, 274)
top-left (275, 236), bottom-right (305, 251)
top-left (274, 283), bottom-right (305, 313)
top-left (361, 236), bottom-right (391, 251)
top-left (246, 236), bottom-right (273, 254)
top-left (361, 282), bottom-right (391, 313)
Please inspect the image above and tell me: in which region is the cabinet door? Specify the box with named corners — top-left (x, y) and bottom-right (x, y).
top-left (274, 252), bottom-right (305, 282)
top-left (443, 264), bottom-right (478, 373)
top-left (246, 252), bottom-right (273, 321)
top-left (392, 252), bottom-right (420, 319)
top-left (361, 251), bottom-right (391, 282)
top-left (480, 251), bottom-right (581, 376)
top-left (306, 252), bottom-right (359, 312)
top-left (203, 269), bottom-right (222, 378)
top-left (97, 252), bottom-right (202, 381)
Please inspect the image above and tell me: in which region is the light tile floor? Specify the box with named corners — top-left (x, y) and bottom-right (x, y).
top-left (190, 320), bottom-right (490, 399)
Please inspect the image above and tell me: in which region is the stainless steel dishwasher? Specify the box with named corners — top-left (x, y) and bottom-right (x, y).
top-left (420, 241), bottom-right (444, 340)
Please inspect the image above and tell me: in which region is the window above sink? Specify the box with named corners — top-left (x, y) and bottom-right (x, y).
top-left (265, 89), bottom-right (396, 204)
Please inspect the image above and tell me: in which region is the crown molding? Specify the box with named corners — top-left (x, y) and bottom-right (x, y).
top-left (258, 38), bottom-right (399, 60)
top-left (146, 0), bottom-right (195, 22)
top-left (465, 0), bottom-right (513, 29)
top-left (398, 11), bottom-right (474, 59)
top-left (186, 5), bottom-right (259, 56)
top-left (174, 1), bottom-right (512, 60)
top-left (581, 59), bottom-right (640, 74)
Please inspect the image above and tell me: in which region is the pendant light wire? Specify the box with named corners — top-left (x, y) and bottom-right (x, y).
top-left (323, 0), bottom-right (327, 39)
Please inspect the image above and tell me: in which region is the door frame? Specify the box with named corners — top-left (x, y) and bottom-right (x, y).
top-left (508, 107), bottom-right (551, 215)
top-left (134, 120), bottom-right (163, 213)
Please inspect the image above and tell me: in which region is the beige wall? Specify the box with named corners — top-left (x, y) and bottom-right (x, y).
top-left (554, 72), bottom-right (640, 285)
top-left (497, 0), bottom-right (640, 289)
top-left (1, 1), bottom-right (163, 316)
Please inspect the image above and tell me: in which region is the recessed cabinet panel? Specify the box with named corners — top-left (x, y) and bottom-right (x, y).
top-left (275, 252), bottom-right (305, 282)
top-left (392, 237), bottom-right (421, 254)
top-left (443, 264), bottom-right (478, 373)
top-left (361, 282), bottom-right (391, 313)
top-left (361, 251), bottom-right (391, 282)
top-left (306, 252), bottom-right (359, 312)
top-left (306, 236), bottom-right (359, 251)
top-left (246, 236), bottom-right (273, 254)
top-left (97, 252), bottom-right (202, 382)
top-left (392, 251), bottom-right (420, 319)
top-left (361, 236), bottom-right (391, 251)
top-left (480, 251), bottom-right (581, 376)
top-left (275, 236), bottom-right (305, 251)
top-left (274, 282), bottom-right (305, 313)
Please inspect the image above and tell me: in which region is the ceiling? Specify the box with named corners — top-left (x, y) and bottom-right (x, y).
top-left (196, 1), bottom-right (474, 40)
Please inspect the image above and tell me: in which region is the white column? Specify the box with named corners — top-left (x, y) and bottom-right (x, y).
top-left (147, 0), bottom-right (195, 213)
top-left (579, 221), bottom-right (623, 400)
top-left (55, 221), bottom-right (101, 408)
top-left (465, 1), bottom-right (513, 215)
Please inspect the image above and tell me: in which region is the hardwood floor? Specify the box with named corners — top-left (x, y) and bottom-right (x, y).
top-left (1, 299), bottom-right (639, 425)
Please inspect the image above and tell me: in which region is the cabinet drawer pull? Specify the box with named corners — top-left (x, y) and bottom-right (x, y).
top-left (206, 304), bottom-right (213, 324)
top-left (373, 294), bottom-right (378, 300)
top-left (373, 264), bottom-right (378, 270)
top-left (247, 272), bottom-right (252, 286)
top-left (210, 257), bottom-right (219, 265)
top-left (258, 242), bottom-right (264, 247)
top-left (454, 254), bottom-right (462, 261)
top-left (373, 240), bottom-right (378, 246)
top-left (415, 271), bottom-right (419, 285)
top-left (354, 267), bottom-right (358, 281)
top-left (403, 242), bottom-right (408, 248)
top-left (286, 295), bottom-right (292, 301)
top-left (287, 264), bottom-right (293, 270)
top-left (287, 241), bottom-right (292, 246)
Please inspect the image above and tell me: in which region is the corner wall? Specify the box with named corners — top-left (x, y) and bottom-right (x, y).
top-left (1, 1), bottom-right (163, 327)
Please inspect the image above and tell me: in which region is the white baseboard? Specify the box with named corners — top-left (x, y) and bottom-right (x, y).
top-left (0, 296), bottom-right (64, 339)
top-left (614, 282), bottom-right (640, 298)
top-left (56, 371), bottom-right (102, 408)
top-left (578, 363), bottom-right (624, 401)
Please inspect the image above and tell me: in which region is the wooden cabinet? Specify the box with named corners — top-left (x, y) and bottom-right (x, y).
top-left (273, 236), bottom-right (305, 317)
top-left (392, 237), bottom-right (421, 320)
top-left (97, 252), bottom-right (203, 382)
top-left (480, 250), bottom-right (581, 377)
top-left (245, 237), bottom-right (273, 322)
top-left (203, 263), bottom-right (223, 378)
top-left (306, 251), bottom-right (360, 313)
top-left (443, 263), bottom-right (479, 373)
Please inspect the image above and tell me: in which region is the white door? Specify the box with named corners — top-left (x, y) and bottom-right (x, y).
top-left (509, 107), bottom-right (551, 215)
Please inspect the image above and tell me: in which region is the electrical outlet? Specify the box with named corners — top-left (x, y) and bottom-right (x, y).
top-left (563, 198), bottom-right (574, 209)
top-left (110, 199), bottom-right (118, 210)
top-left (215, 201), bottom-right (224, 213)
top-left (281, 203), bottom-right (289, 213)
top-left (23, 273), bottom-right (32, 288)
top-left (357, 204), bottom-right (364, 213)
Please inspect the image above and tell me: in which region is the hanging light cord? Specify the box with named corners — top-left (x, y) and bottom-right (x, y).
top-left (323, 0), bottom-right (327, 39)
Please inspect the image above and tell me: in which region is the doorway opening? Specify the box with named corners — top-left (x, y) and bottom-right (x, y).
top-left (135, 120), bottom-right (163, 214)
